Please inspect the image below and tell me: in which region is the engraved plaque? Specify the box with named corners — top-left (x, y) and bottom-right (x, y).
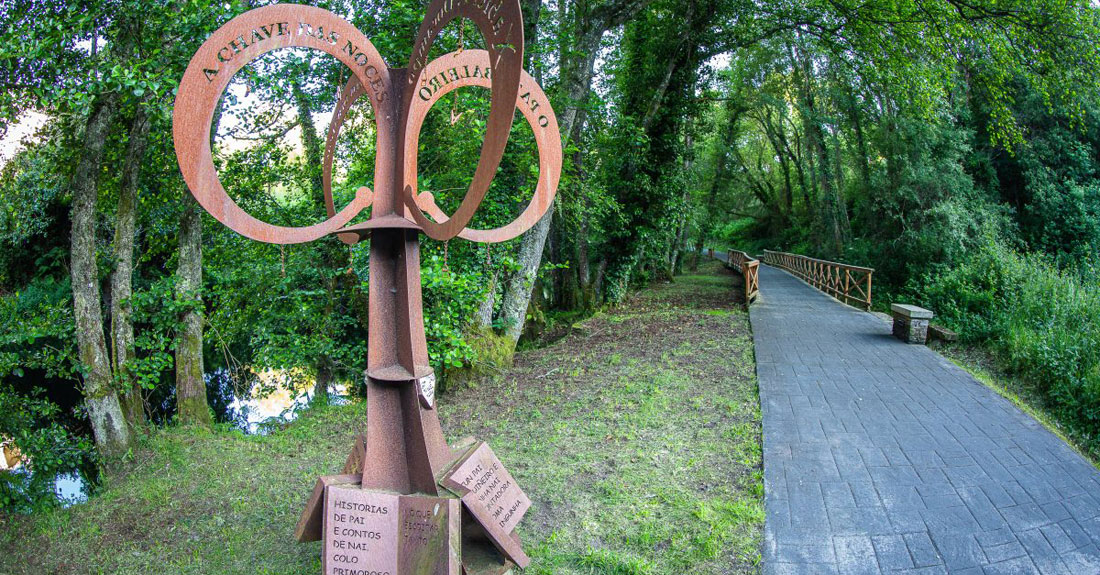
top-left (440, 443), bottom-right (531, 567)
top-left (398, 495), bottom-right (461, 575)
top-left (418, 373), bottom-right (437, 409)
top-left (323, 486), bottom-right (399, 575)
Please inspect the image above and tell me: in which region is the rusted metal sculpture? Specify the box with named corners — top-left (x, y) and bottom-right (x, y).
top-left (173, 3), bottom-right (560, 574)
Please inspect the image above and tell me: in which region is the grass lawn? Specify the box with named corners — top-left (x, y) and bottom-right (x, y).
top-left (0, 259), bottom-right (763, 574)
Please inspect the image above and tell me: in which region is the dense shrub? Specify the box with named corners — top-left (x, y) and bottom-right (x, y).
top-left (918, 242), bottom-right (1100, 450)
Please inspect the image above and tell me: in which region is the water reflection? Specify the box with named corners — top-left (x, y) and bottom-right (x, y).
top-left (54, 472), bottom-right (88, 505)
top-left (1, 370), bottom-right (351, 510)
top-left (0, 467), bottom-right (90, 510)
top-left (223, 369), bottom-right (350, 435)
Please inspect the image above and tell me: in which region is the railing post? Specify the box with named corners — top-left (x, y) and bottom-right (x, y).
top-left (744, 263), bottom-right (750, 303)
top-left (866, 272), bottom-right (873, 310)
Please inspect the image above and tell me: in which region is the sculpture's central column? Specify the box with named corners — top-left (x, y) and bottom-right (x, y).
top-left (359, 67), bottom-right (452, 495)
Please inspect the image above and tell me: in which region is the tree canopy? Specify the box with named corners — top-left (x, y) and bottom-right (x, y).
top-left (2, 0), bottom-right (1100, 510)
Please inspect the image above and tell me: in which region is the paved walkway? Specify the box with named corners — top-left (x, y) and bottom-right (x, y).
top-left (751, 264), bottom-right (1100, 574)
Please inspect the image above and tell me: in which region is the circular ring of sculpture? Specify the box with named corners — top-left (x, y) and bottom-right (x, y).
top-left (405, 50), bottom-right (561, 243)
top-left (399, 0), bottom-right (525, 241)
top-left (322, 74), bottom-right (369, 221)
top-left (173, 5), bottom-right (394, 244)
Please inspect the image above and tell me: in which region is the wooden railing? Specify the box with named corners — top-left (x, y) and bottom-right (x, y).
top-left (762, 250), bottom-right (874, 310)
top-left (727, 249), bottom-right (760, 305)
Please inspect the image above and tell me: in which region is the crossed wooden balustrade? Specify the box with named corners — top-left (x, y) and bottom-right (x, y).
top-left (762, 250), bottom-right (874, 310)
top-left (726, 249), bottom-right (760, 305)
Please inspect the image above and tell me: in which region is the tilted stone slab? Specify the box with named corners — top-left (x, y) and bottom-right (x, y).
top-left (439, 442), bottom-right (531, 568)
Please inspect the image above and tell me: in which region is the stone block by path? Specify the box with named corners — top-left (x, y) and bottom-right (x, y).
top-left (752, 264), bottom-right (1100, 574)
top-left (891, 304), bottom-right (934, 344)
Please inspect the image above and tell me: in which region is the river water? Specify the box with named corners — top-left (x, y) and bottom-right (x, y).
top-left (6, 372), bottom-right (349, 508)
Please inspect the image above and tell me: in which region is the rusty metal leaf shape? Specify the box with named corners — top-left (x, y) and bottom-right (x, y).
top-left (173, 2), bottom-right (558, 246)
top-left (324, 50), bottom-right (561, 244)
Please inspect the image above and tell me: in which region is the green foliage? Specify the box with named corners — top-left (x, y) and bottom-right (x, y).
top-left (712, 219), bottom-right (758, 251)
top-left (919, 242), bottom-right (1100, 452)
top-left (1010, 106), bottom-right (1100, 263)
top-left (0, 279), bottom-right (77, 381)
top-left (0, 385), bottom-right (94, 513)
top-left (127, 277), bottom-right (197, 396)
top-left (420, 254), bottom-right (482, 371)
top-left (0, 148), bottom-right (65, 249)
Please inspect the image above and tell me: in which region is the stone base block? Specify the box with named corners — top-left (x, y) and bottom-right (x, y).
top-left (323, 486), bottom-right (461, 575)
top-left (891, 303), bottom-right (934, 345)
top-left (893, 316), bottom-right (930, 344)
top-left (929, 324), bottom-right (958, 342)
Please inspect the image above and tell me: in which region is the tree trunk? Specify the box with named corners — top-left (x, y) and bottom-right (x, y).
top-left (847, 84), bottom-right (872, 195)
top-left (593, 257), bottom-right (608, 300)
top-left (473, 265), bottom-right (497, 328)
top-left (497, 13), bottom-right (590, 344)
top-left (314, 355), bottom-right (333, 404)
top-left (700, 100), bottom-right (740, 251)
top-left (669, 127), bottom-right (693, 277)
top-left (815, 126), bottom-right (845, 256)
top-left (790, 41), bottom-right (846, 255)
top-left (499, 205), bottom-right (553, 344)
top-left (495, 0), bottom-right (653, 347)
top-left (294, 78), bottom-right (346, 403)
top-left (293, 80), bottom-right (323, 199)
top-left (790, 43), bottom-right (820, 210)
top-left (111, 101), bottom-right (151, 428)
top-left (833, 129), bottom-right (851, 237)
top-left (759, 108), bottom-right (793, 221)
top-left (175, 101), bottom-right (221, 428)
top-left (71, 92), bottom-right (132, 455)
top-left (521, 0), bottom-right (542, 73)
top-left (573, 146), bottom-right (594, 308)
top-left (555, 206), bottom-right (577, 310)
top-left (175, 192), bottom-right (212, 427)
top-left (787, 123), bottom-right (812, 215)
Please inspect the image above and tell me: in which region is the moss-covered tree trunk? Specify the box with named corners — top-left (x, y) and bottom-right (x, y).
top-left (71, 92), bottom-right (132, 455)
top-left (111, 102), bottom-right (151, 428)
top-left (669, 126), bottom-right (693, 277)
top-left (174, 100), bottom-right (219, 428)
top-left (175, 192), bottom-right (212, 427)
top-left (698, 99), bottom-right (740, 263)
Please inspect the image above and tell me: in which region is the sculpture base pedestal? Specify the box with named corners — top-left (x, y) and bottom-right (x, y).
top-left (322, 486), bottom-right (461, 575)
top-left (299, 436), bottom-right (530, 575)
